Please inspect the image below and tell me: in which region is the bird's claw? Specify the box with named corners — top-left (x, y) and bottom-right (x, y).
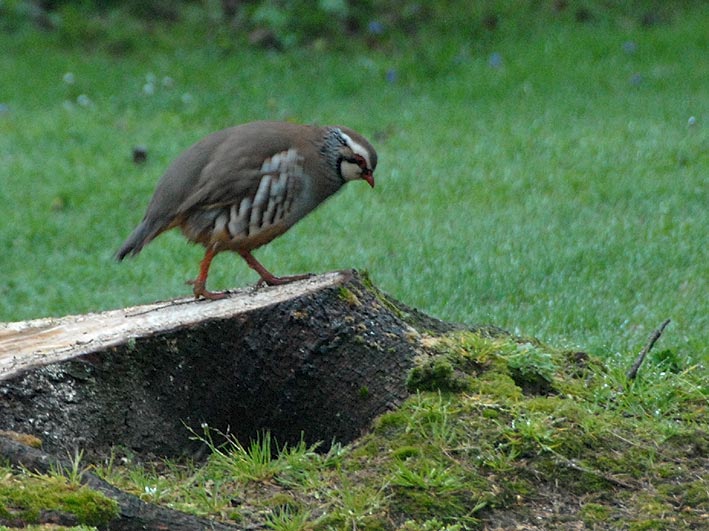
top-left (186, 279), bottom-right (228, 300)
top-left (255, 273), bottom-right (314, 288)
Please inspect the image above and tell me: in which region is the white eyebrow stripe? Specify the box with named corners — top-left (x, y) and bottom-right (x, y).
top-left (339, 131), bottom-right (371, 169)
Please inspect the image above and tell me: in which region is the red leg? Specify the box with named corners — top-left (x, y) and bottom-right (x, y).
top-left (187, 247), bottom-right (228, 300)
top-left (239, 250), bottom-right (312, 287)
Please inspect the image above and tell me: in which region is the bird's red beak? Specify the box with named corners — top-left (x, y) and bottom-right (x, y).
top-left (363, 171), bottom-right (375, 188)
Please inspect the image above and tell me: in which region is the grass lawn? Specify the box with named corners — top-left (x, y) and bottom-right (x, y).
top-left (1, 4), bottom-right (707, 364)
top-left (0, 3), bottom-right (707, 529)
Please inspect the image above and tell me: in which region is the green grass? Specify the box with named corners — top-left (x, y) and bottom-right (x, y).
top-left (0, 4), bottom-right (707, 364)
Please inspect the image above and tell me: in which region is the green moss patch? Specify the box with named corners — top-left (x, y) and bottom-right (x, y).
top-left (0, 467), bottom-right (118, 528)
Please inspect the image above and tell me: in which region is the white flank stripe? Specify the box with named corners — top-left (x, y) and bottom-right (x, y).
top-left (253, 175), bottom-right (271, 207)
top-left (228, 198), bottom-right (250, 237)
top-left (274, 203), bottom-right (284, 223)
top-left (214, 212), bottom-right (228, 234)
top-left (271, 172), bottom-right (287, 198)
top-left (249, 204), bottom-right (262, 234)
top-left (239, 196), bottom-right (252, 216)
top-left (262, 198), bottom-right (277, 227)
top-left (248, 175), bottom-right (271, 233)
top-left (261, 153), bottom-right (280, 173)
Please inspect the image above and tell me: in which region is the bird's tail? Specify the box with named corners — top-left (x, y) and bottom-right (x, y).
top-left (115, 221), bottom-right (155, 261)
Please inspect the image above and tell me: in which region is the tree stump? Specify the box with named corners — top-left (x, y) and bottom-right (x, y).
top-left (0, 270), bottom-right (449, 458)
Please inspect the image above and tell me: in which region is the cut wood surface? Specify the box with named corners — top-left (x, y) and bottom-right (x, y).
top-left (0, 271), bottom-right (346, 378)
top-left (0, 270), bottom-right (432, 458)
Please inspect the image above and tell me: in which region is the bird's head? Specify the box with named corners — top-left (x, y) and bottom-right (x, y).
top-left (329, 127), bottom-right (377, 188)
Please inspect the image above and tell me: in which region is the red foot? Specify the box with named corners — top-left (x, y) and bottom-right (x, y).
top-left (256, 273), bottom-right (314, 288)
top-left (186, 279), bottom-right (228, 300)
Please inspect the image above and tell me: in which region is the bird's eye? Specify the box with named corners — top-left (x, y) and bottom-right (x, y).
top-left (352, 154), bottom-right (368, 171)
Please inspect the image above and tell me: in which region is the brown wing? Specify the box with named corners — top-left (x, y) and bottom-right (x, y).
top-left (175, 122), bottom-right (319, 214)
top-left (116, 122), bottom-right (320, 258)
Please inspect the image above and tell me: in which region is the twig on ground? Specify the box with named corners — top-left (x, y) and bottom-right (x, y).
top-left (538, 444), bottom-right (638, 489)
top-left (626, 318), bottom-right (671, 381)
top-left (553, 454), bottom-right (637, 489)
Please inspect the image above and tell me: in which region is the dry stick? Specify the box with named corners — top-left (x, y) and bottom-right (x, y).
top-left (552, 453), bottom-right (637, 489)
top-left (626, 318), bottom-right (671, 380)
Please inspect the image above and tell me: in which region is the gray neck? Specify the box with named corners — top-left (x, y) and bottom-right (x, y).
top-left (320, 127), bottom-right (348, 184)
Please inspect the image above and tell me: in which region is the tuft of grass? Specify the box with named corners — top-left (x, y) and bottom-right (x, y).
top-left (205, 429), bottom-right (285, 483)
top-left (48, 448), bottom-right (86, 486)
top-left (264, 504), bottom-right (313, 531)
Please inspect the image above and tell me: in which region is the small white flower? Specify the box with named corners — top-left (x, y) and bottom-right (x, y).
top-left (145, 72), bottom-right (157, 84)
top-left (63, 72), bottom-right (75, 85)
top-left (162, 76), bottom-right (175, 88)
top-left (144, 485), bottom-right (157, 495)
top-left (622, 41), bottom-right (637, 54)
top-left (181, 92), bottom-right (193, 104)
top-left (143, 83), bottom-right (155, 95)
top-left (76, 94), bottom-right (92, 107)
top-left (488, 52), bottom-right (503, 68)
top-left (688, 116), bottom-right (696, 126)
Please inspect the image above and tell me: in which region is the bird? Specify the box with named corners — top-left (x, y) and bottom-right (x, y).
top-left (116, 121), bottom-right (377, 300)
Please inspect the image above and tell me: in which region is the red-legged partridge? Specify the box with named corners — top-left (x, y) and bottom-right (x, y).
top-left (116, 121), bottom-right (377, 300)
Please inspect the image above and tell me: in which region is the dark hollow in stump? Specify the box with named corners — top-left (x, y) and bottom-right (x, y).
top-left (0, 270), bottom-right (445, 458)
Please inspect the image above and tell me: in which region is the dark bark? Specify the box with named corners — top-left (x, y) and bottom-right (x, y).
top-left (0, 270), bottom-right (439, 458)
